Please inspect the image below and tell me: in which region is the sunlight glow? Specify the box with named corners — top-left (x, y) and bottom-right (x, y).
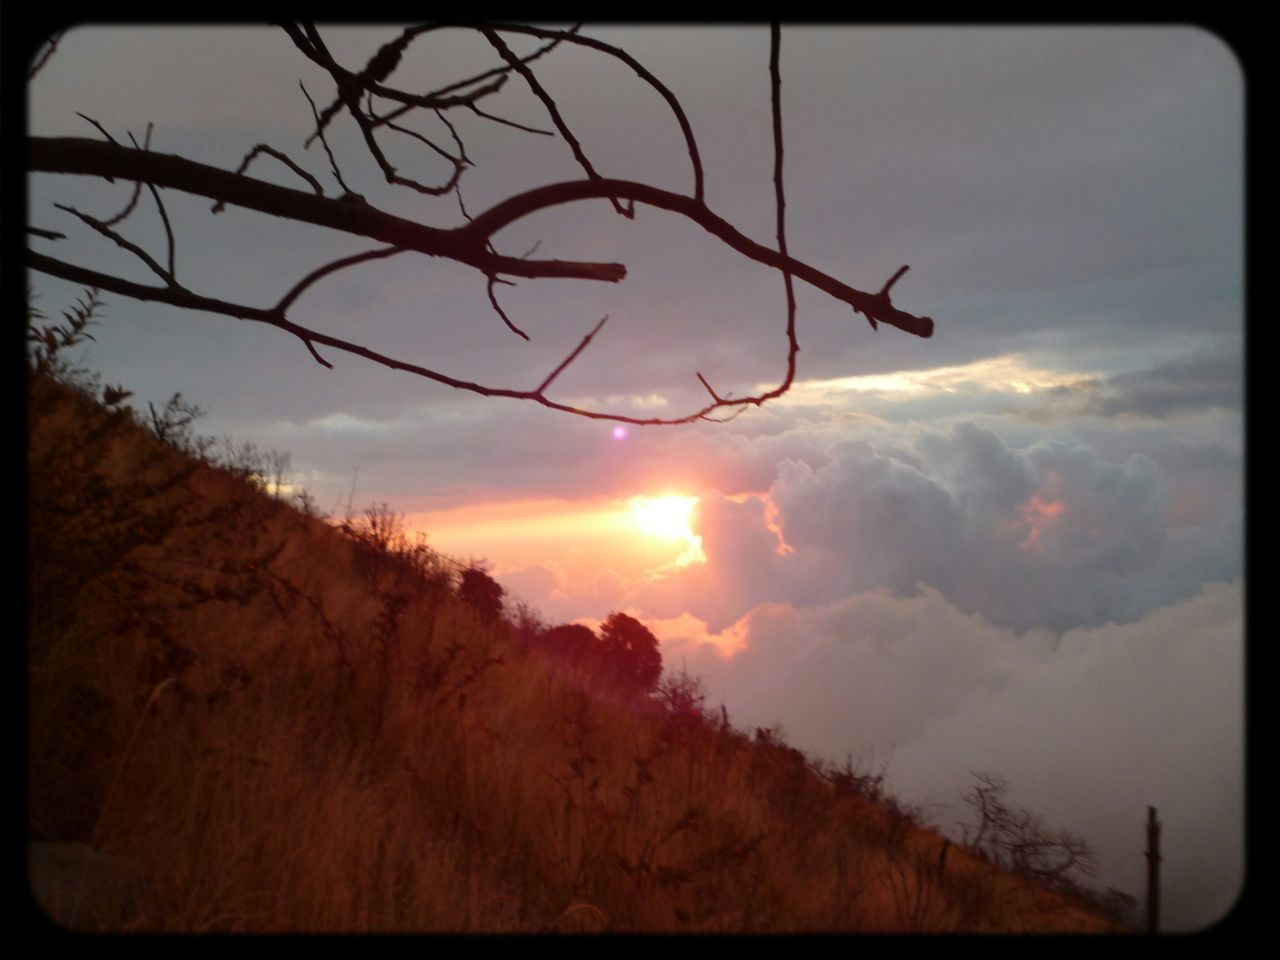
top-left (1017, 495), bottom-right (1065, 549)
top-left (763, 353), bottom-right (1098, 405)
top-left (629, 495), bottom-right (696, 540)
top-left (404, 492), bottom-right (709, 584)
top-left (628, 495), bottom-right (706, 566)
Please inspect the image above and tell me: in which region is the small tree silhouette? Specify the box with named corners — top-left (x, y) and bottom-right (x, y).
top-left (599, 612), bottom-right (662, 699)
top-left (656, 666), bottom-right (708, 722)
top-left (458, 566), bottom-right (504, 621)
top-left (961, 772), bottom-right (1097, 887)
top-left (538, 623), bottom-right (600, 668)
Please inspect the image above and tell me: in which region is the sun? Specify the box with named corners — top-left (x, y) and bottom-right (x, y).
top-left (627, 494), bottom-right (706, 566)
top-left (629, 494), bottom-right (696, 539)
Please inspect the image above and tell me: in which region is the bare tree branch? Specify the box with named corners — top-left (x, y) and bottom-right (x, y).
top-left (127, 126), bottom-right (178, 279)
top-left (33, 138), bottom-right (932, 334)
top-left (535, 316), bottom-right (608, 394)
top-left (275, 246), bottom-right (407, 315)
top-left (26, 24), bottom-right (938, 426)
top-left (214, 143), bottom-right (324, 214)
top-left (465, 102), bottom-right (554, 137)
top-left (29, 30), bottom-right (66, 80)
top-left (53, 202), bottom-right (171, 284)
top-left (480, 26), bottom-right (630, 218)
top-left (102, 123), bottom-right (153, 227)
top-left (76, 112), bottom-right (119, 145)
top-left (765, 22), bottom-right (799, 401)
top-left (486, 277), bottom-right (530, 341)
top-left (480, 23), bottom-right (705, 200)
top-left (299, 81), bottom-right (353, 194)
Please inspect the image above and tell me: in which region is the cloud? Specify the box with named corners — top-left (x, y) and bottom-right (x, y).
top-left (492, 416), bottom-right (1239, 645)
top-left (887, 581), bottom-right (1244, 932)
top-left (1022, 343), bottom-right (1244, 421)
top-left (682, 581), bottom-right (1242, 932)
top-left (649, 420), bottom-right (1207, 633)
top-left (1084, 345), bottom-right (1244, 418)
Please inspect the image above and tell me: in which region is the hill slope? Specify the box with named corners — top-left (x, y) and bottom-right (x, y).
top-left (26, 367), bottom-right (1129, 933)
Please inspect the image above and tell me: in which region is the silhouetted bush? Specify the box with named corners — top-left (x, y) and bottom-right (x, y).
top-left (656, 667), bottom-right (708, 723)
top-left (538, 623), bottom-right (599, 665)
top-left (960, 772), bottom-right (1096, 887)
top-left (459, 566), bottom-right (504, 621)
top-left (599, 612), bottom-right (663, 699)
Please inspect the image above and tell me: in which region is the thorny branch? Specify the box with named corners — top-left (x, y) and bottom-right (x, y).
top-left (26, 23), bottom-right (935, 426)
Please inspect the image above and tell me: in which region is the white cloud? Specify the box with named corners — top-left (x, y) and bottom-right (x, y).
top-left (682, 581), bottom-right (1242, 933)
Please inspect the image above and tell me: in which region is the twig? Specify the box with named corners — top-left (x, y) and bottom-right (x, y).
top-left (28, 30), bottom-right (65, 80)
top-left (76, 112), bottom-right (118, 145)
top-left (299, 81), bottom-right (352, 194)
top-left (482, 23), bottom-right (705, 201)
top-left (129, 127), bottom-right (177, 278)
top-left (434, 108), bottom-right (471, 166)
top-left (275, 245), bottom-right (407, 314)
top-left (536, 316), bottom-right (607, 394)
top-left (213, 143), bottom-right (323, 213)
top-left (103, 124), bottom-right (151, 227)
top-left (54, 202), bottom-right (171, 284)
top-left (767, 22), bottom-right (799, 400)
top-left (480, 27), bottom-right (629, 217)
top-left (486, 276), bottom-right (530, 340)
top-left (466, 102), bottom-right (553, 136)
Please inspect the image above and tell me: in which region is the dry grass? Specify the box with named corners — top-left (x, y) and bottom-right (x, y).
top-left (27, 369), bottom-right (1129, 934)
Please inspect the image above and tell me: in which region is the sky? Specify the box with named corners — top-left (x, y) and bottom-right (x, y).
top-left (26, 25), bottom-right (1244, 931)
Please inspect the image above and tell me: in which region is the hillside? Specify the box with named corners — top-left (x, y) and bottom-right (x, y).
top-left (25, 363), bottom-right (1131, 934)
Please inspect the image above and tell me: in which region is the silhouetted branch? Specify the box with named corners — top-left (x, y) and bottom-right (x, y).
top-left (696, 372), bottom-right (724, 403)
top-left (536, 316), bottom-right (608, 394)
top-left (480, 26), bottom-right (630, 218)
top-left (761, 21), bottom-right (800, 413)
top-left (403, 25), bottom-right (579, 109)
top-left (103, 124), bottom-right (152, 227)
top-left (486, 277), bottom-right (530, 341)
top-left (127, 127), bottom-right (177, 279)
top-left (275, 246), bottom-right (407, 315)
top-left (76, 112), bottom-right (118, 145)
top-left (480, 23), bottom-right (705, 201)
top-left (434, 108), bottom-right (471, 166)
top-left (53, 202), bottom-right (170, 284)
top-left (27, 24), bottom-right (938, 425)
top-left (214, 143), bottom-right (324, 214)
top-left (299, 82), bottom-right (353, 194)
top-left (465, 102), bottom-right (554, 136)
top-left (961, 773), bottom-right (1097, 886)
top-left (29, 31), bottom-right (65, 80)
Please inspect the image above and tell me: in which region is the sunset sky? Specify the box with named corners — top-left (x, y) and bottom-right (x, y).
top-left (27, 25), bottom-right (1244, 930)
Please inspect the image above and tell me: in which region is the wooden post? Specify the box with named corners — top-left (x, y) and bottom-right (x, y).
top-left (1145, 806), bottom-right (1162, 934)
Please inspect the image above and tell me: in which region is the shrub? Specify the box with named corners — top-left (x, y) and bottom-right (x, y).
top-left (598, 612), bottom-right (662, 699)
top-left (459, 566), bottom-right (504, 621)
